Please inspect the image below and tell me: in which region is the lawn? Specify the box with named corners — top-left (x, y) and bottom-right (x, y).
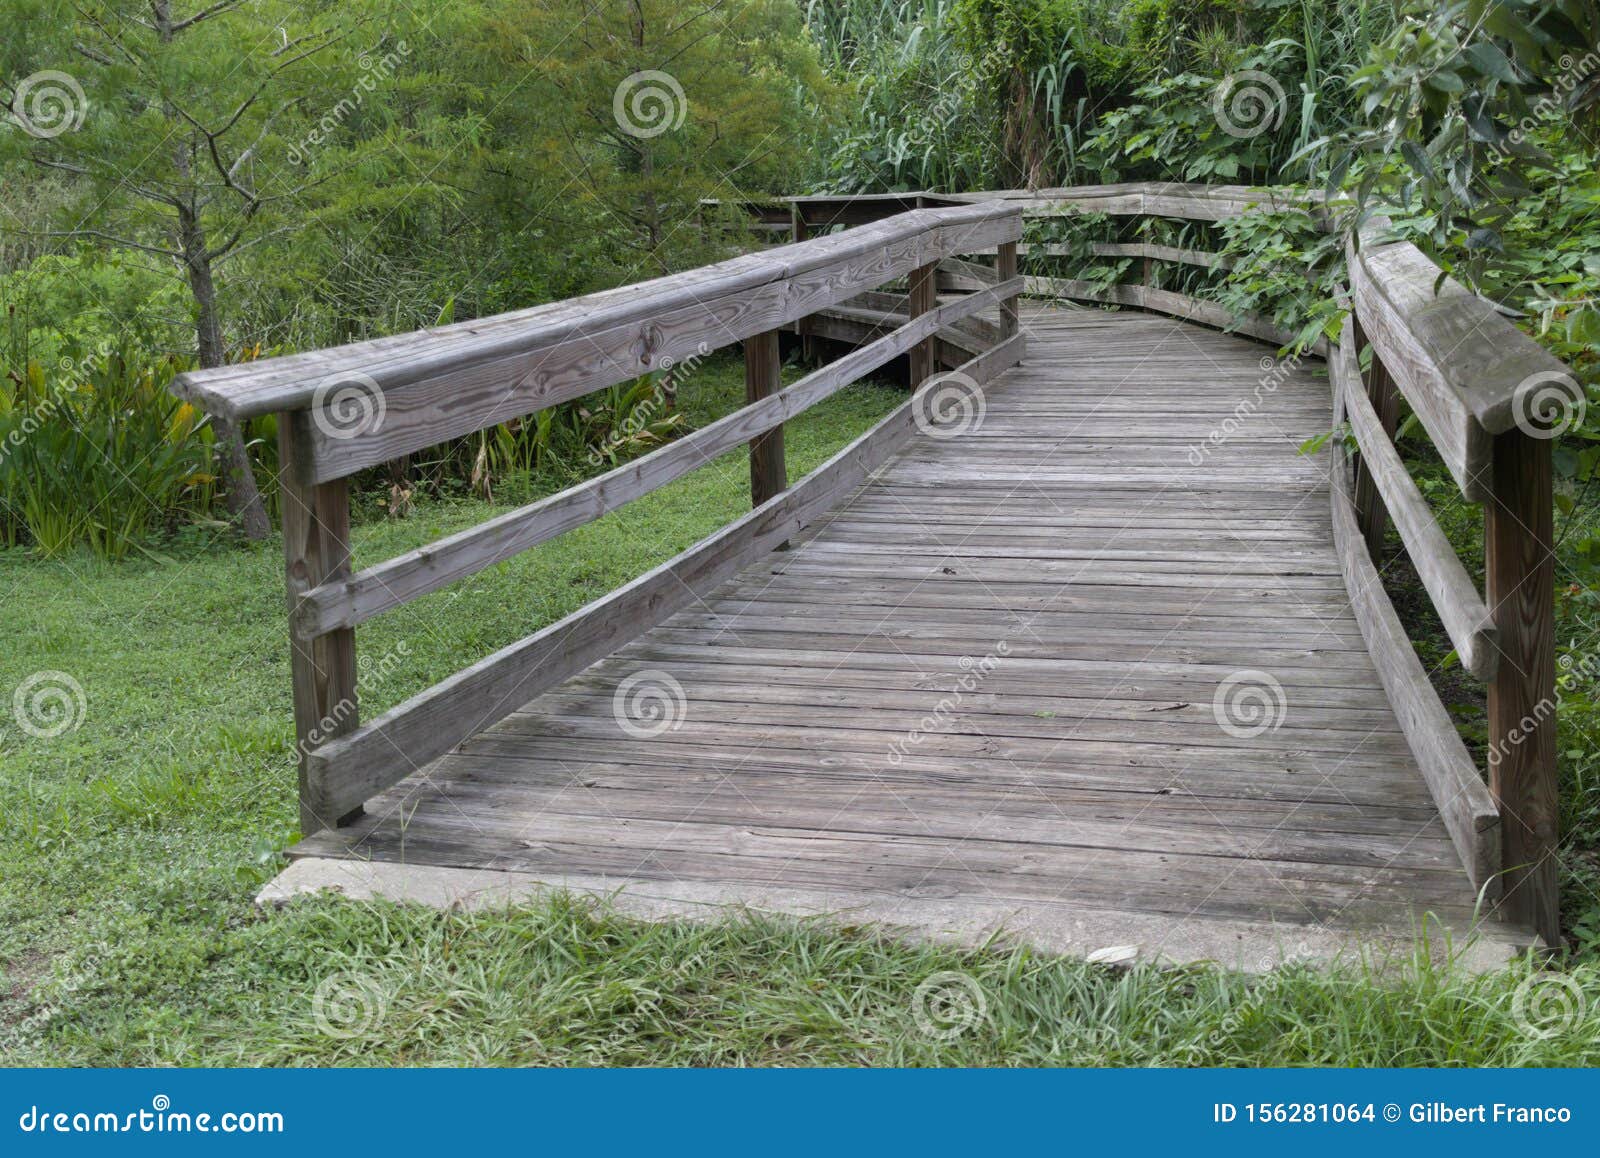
top-left (1, 358), bottom-right (1598, 1067)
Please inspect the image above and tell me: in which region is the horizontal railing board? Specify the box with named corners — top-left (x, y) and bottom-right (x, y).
top-left (1352, 232), bottom-right (1570, 438)
top-left (1333, 325), bottom-right (1498, 681)
top-left (1085, 242), bottom-right (1235, 270)
top-left (961, 182), bottom-right (1317, 222)
top-left (304, 334), bottom-right (1025, 820)
top-left (279, 209), bottom-right (1016, 482)
top-left (1329, 444), bottom-right (1500, 894)
top-left (1346, 229), bottom-right (1570, 501)
top-left (173, 203), bottom-right (1018, 422)
top-left (292, 279), bottom-right (1023, 638)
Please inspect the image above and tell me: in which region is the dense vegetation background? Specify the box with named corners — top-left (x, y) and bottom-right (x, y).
top-left (4, 0), bottom-right (1600, 1062)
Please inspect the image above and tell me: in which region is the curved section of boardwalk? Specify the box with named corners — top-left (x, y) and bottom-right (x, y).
top-left (288, 307), bottom-right (1522, 967)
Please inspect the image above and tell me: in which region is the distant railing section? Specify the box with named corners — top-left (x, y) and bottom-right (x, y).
top-left (172, 202), bottom-right (1025, 834)
top-left (712, 183), bottom-right (1325, 354)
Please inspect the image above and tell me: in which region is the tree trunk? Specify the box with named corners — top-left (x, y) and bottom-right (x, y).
top-left (179, 203), bottom-right (270, 540)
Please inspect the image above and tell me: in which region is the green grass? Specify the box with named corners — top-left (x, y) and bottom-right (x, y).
top-left (2, 358), bottom-right (1599, 1067)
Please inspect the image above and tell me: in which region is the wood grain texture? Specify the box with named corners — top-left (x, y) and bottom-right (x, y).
top-left (1346, 237), bottom-right (1532, 500)
top-left (291, 279), bottom-right (1021, 640)
top-left (278, 413), bottom-right (360, 836)
top-left (302, 333), bottom-right (1024, 821)
top-left (1486, 429), bottom-right (1559, 944)
top-left (1333, 325), bottom-right (1498, 681)
top-left (743, 330), bottom-right (786, 507)
top-left (173, 203), bottom-right (1021, 485)
top-left (1329, 433), bottom-right (1500, 893)
top-left (291, 307), bottom-right (1516, 949)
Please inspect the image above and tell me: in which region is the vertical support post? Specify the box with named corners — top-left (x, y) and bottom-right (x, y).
top-left (908, 259), bottom-right (938, 387)
top-left (792, 205), bottom-right (817, 364)
top-left (1486, 428), bottom-right (1559, 944)
top-left (743, 330), bottom-right (786, 508)
top-left (279, 411), bottom-right (361, 836)
top-left (998, 240), bottom-right (1019, 341)
top-left (1351, 326), bottom-right (1399, 557)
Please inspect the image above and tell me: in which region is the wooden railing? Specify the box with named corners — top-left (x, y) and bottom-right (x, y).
top-left (729, 183), bottom-right (1570, 942)
top-left (718, 182), bottom-right (1325, 354)
top-left (1336, 218), bottom-right (1568, 943)
top-left (172, 201), bottom-right (1024, 835)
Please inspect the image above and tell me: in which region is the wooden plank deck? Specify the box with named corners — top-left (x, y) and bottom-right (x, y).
top-left (284, 307), bottom-right (1526, 968)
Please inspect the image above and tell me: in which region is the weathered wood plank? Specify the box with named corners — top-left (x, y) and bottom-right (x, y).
top-left (278, 413), bottom-right (360, 836)
top-left (1329, 443), bottom-right (1500, 892)
top-left (303, 335), bottom-right (1021, 821)
top-left (1486, 427), bottom-right (1559, 943)
top-left (292, 280), bottom-right (1021, 638)
top-left (1348, 238), bottom-right (1504, 499)
top-left (1333, 325), bottom-right (1498, 681)
top-left (174, 204), bottom-right (1021, 483)
top-left (743, 329), bottom-right (786, 507)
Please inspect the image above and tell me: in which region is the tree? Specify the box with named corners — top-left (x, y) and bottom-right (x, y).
top-left (476, 0), bottom-right (833, 279)
top-left (1, 1), bottom-right (401, 538)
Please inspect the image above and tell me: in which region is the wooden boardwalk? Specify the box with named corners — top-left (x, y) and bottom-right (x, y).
top-left (284, 307), bottom-right (1523, 966)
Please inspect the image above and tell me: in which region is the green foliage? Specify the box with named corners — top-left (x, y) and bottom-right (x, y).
top-left (1335, 0), bottom-right (1600, 265)
top-left (0, 347), bottom-right (213, 559)
top-left (1213, 201), bottom-right (1346, 351)
top-left (1, 250), bottom-right (187, 371)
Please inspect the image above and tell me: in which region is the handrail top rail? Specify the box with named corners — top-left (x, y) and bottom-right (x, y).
top-left (1350, 222), bottom-right (1571, 437)
top-left (172, 200), bottom-right (1018, 422)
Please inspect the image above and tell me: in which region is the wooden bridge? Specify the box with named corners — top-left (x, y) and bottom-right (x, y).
top-left (176, 184), bottom-right (1572, 964)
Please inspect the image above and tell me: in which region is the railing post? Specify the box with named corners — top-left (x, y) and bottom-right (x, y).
top-left (1351, 321), bottom-right (1399, 556)
top-left (279, 411), bottom-right (361, 836)
top-left (998, 240), bottom-right (1019, 341)
top-left (792, 205), bottom-right (817, 363)
top-left (908, 259), bottom-right (938, 386)
top-left (743, 330), bottom-right (786, 508)
top-left (1486, 428), bottom-right (1559, 944)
